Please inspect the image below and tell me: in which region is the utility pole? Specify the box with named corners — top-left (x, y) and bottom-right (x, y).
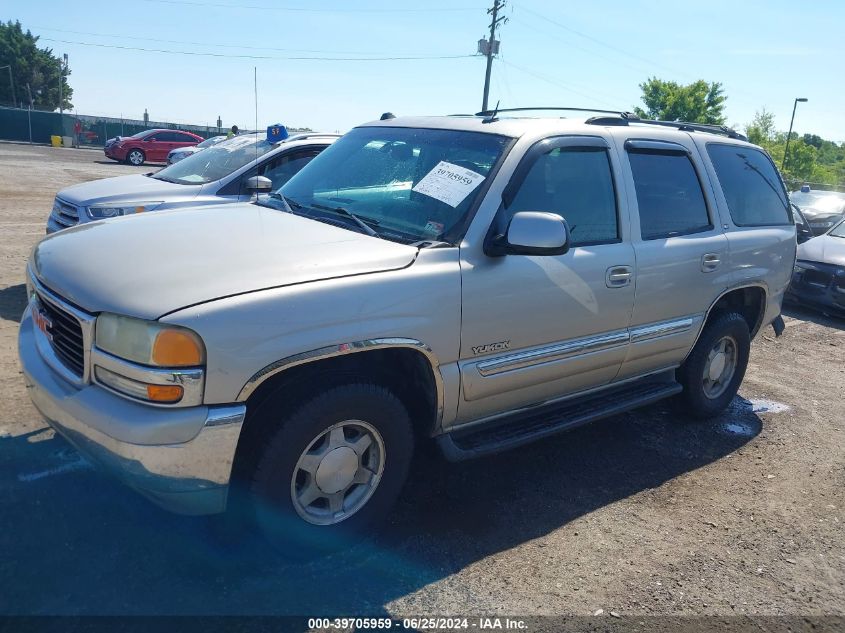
top-left (480, 0), bottom-right (507, 113)
top-left (58, 53), bottom-right (68, 116)
top-left (0, 65), bottom-right (15, 108)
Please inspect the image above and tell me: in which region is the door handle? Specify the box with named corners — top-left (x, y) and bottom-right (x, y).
top-left (606, 265), bottom-right (633, 288)
top-left (701, 253), bottom-right (721, 272)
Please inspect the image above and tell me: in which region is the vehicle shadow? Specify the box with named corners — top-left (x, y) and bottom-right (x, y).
top-left (0, 284), bottom-right (27, 323)
top-left (0, 396), bottom-right (762, 615)
top-left (92, 160), bottom-right (163, 167)
top-left (783, 304), bottom-right (845, 331)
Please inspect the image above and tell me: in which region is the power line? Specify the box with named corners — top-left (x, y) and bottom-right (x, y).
top-left (517, 5), bottom-right (690, 79)
top-left (31, 26), bottom-right (391, 55)
top-left (139, 0), bottom-right (484, 12)
top-left (40, 38), bottom-right (479, 62)
top-left (500, 59), bottom-right (618, 108)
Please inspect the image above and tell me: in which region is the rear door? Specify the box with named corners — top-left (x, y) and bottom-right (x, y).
top-left (615, 135), bottom-right (729, 380)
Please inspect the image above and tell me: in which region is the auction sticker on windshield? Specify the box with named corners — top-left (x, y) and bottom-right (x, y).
top-left (412, 161), bottom-right (485, 207)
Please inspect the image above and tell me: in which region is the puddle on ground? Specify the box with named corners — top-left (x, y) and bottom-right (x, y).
top-left (748, 398), bottom-right (790, 414)
top-left (719, 397), bottom-right (789, 436)
top-left (721, 420), bottom-right (758, 436)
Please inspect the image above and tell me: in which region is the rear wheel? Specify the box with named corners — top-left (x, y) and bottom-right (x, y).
top-left (126, 149), bottom-right (145, 166)
top-left (677, 312), bottom-right (750, 418)
top-left (247, 383), bottom-right (414, 558)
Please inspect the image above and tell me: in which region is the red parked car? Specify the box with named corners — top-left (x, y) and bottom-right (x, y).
top-left (103, 129), bottom-right (203, 166)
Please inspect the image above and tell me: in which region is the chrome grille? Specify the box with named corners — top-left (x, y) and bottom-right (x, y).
top-left (36, 294), bottom-right (85, 377)
top-left (51, 197), bottom-right (80, 228)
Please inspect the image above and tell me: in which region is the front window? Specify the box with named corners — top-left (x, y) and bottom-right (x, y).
top-left (830, 219), bottom-right (845, 238)
top-left (151, 134), bottom-right (276, 185)
top-left (278, 126), bottom-right (510, 244)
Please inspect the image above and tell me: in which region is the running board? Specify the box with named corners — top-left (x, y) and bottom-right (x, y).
top-left (438, 378), bottom-right (682, 461)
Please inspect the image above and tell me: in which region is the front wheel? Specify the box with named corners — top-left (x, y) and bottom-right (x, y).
top-left (125, 149), bottom-right (145, 165)
top-left (677, 312), bottom-right (751, 418)
top-left (248, 383), bottom-right (414, 558)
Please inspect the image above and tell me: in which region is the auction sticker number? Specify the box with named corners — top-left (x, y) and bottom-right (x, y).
top-left (412, 161), bottom-right (485, 208)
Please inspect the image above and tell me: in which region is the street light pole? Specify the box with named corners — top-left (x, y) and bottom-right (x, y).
top-left (782, 97), bottom-right (808, 172)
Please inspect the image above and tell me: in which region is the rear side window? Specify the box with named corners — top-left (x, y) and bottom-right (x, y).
top-left (628, 150), bottom-right (711, 240)
top-left (707, 144), bottom-right (790, 226)
top-left (505, 147), bottom-right (618, 246)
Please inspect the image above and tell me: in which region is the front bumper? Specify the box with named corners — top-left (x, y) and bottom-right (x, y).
top-left (18, 307), bottom-right (246, 515)
top-left (785, 262), bottom-right (845, 317)
top-left (103, 147), bottom-right (123, 161)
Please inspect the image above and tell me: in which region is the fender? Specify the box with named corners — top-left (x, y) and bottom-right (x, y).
top-left (236, 337), bottom-right (445, 426)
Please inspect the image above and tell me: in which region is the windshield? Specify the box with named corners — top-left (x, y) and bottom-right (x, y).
top-left (151, 134), bottom-right (276, 185)
top-left (279, 126), bottom-right (510, 243)
top-left (830, 219), bottom-right (845, 238)
top-left (195, 136), bottom-right (222, 149)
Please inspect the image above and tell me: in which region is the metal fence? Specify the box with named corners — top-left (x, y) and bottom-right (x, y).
top-left (0, 106), bottom-right (223, 146)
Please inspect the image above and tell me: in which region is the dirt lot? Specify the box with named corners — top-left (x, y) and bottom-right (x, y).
top-left (0, 143), bottom-right (843, 622)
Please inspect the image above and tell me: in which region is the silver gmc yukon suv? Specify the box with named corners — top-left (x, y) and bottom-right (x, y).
top-left (19, 110), bottom-right (795, 555)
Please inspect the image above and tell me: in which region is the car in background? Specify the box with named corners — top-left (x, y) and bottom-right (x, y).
top-left (786, 218), bottom-right (845, 316)
top-left (167, 135), bottom-right (226, 165)
top-left (104, 129), bottom-right (203, 166)
top-left (790, 189), bottom-right (845, 236)
top-left (48, 131), bottom-right (339, 233)
top-left (792, 203), bottom-right (813, 244)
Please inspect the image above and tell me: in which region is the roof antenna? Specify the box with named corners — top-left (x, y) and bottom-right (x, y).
top-left (482, 100), bottom-right (500, 124)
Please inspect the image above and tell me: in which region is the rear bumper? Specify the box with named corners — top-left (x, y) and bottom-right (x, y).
top-left (18, 307), bottom-right (246, 515)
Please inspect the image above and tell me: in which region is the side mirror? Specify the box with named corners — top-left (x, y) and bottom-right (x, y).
top-left (488, 211), bottom-right (570, 257)
top-left (245, 175), bottom-right (273, 193)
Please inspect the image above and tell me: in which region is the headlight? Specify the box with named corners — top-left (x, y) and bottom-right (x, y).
top-left (87, 201), bottom-right (163, 219)
top-left (96, 313), bottom-right (204, 367)
top-left (94, 314), bottom-right (205, 405)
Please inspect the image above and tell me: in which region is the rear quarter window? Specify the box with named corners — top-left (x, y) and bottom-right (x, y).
top-left (707, 144), bottom-right (790, 226)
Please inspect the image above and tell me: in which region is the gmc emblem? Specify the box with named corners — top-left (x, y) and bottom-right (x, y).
top-left (33, 308), bottom-right (53, 341)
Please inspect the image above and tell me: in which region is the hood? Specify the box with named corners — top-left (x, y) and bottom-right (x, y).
top-left (31, 204), bottom-right (418, 320)
top-left (57, 174), bottom-right (200, 207)
top-left (797, 233), bottom-right (845, 266)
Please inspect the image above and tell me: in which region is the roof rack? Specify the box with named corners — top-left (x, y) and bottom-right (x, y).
top-left (475, 106), bottom-right (636, 117)
top-left (622, 117), bottom-right (747, 141)
top-left (284, 132), bottom-right (342, 142)
top-left (470, 106), bottom-right (748, 141)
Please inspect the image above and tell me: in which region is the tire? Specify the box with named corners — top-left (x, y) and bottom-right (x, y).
top-left (126, 149), bottom-right (145, 166)
top-left (677, 311), bottom-right (751, 419)
top-left (248, 383), bottom-right (414, 559)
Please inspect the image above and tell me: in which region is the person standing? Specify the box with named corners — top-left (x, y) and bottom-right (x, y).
top-left (227, 125), bottom-right (239, 139)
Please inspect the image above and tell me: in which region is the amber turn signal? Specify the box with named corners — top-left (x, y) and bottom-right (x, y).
top-left (146, 384), bottom-right (184, 403)
top-left (152, 329), bottom-right (204, 367)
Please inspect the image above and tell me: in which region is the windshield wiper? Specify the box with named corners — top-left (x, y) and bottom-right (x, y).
top-left (267, 191), bottom-right (295, 214)
top-left (305, 201), bottom-right (380, 238)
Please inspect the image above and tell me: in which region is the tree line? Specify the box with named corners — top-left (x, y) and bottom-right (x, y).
top-left (636, 77), bottom-right (844, 189)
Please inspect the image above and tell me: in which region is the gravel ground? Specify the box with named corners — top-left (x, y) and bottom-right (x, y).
top-left (0, 143), bottom-right (843, 622)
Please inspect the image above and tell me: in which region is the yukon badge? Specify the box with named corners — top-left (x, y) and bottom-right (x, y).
top-left (472, 340), bottom-right (511, 355)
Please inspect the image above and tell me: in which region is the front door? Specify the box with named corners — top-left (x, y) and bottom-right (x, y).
top-left (457, 135), bottom-right (636, 425)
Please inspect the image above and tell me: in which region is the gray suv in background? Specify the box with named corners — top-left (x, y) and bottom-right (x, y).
top-left (20, 110), bottom-right (795, 557)
top-left (47, 132), bottom-right (338, 233)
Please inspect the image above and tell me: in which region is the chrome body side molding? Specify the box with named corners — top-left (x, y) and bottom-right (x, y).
top-left (629, 317), bottom-right (694, 343)
top-left (477, 329), bottom-right (629, 377)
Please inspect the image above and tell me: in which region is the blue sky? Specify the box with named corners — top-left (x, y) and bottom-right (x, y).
top-left (10, 0), bottom-right (845, 141)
